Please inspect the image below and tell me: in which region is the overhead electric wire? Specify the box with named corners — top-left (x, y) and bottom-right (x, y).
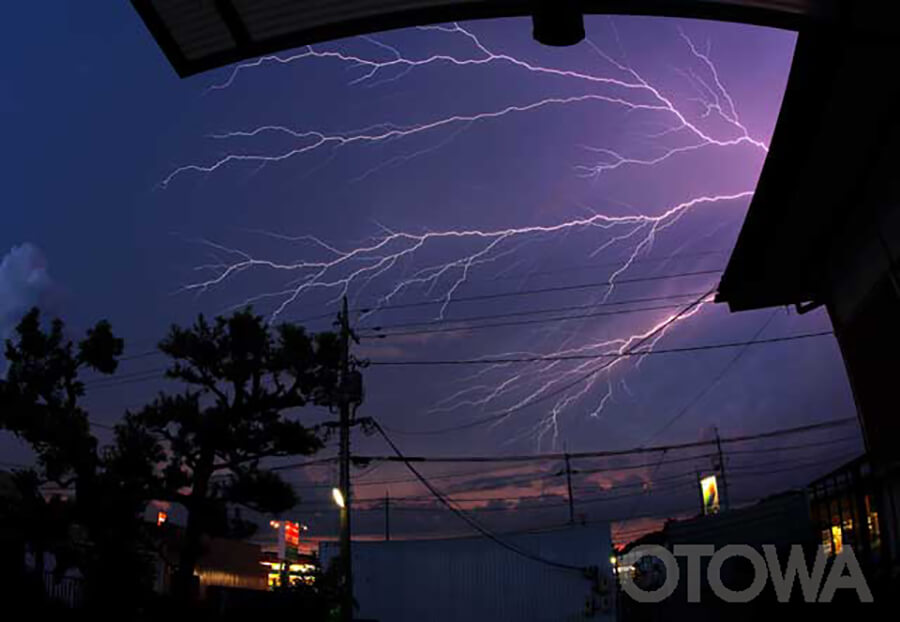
top-left (294, 463), bottom-right (550, 489)
top-left (641, 310), bottom-right (780, 444)
top-left (84, 293), bottom-right (707, 388)
top-left (482, 250), bottom-right (727, 283)
top-left (294, 421), bottom-right (859, 512)
top-left (302, 452), bottom-right (848, 514)
top-left (357, 469), bottom-right (704, 506)
top-left (295, 432), bottom-right (859, 494)
top-left (366, 302), bottom-right (695, 338)
top-left (355, 416), bottom-right (856, 463)
top-left (359, 290), bottom-right (710, 333)
top-left (364, 451), bottom-right (860, 512)
top-left (370, 419), bottom-right (587, 573)
top-left (84, 268), bottom-right (724, 380)
top-left (290, 268), bottom-right (723, 324)
top-left (263, 250), bottom-right (727, 326)
top-left (364, 478), bottom-right (703, 512)
top-left (84, 369), bottom-right (168, 389)
top-left (369, 331), bottom-right (834, 367)
top-left (269, 456), bottom-right (339, 471)
top-left (380, 288), bottom-right (716, 435)
top-left (77, 330), bottom-right (833, 395)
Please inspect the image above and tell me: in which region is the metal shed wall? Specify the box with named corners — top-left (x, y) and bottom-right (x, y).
top-left (320, 524), bottom-right (615, 622)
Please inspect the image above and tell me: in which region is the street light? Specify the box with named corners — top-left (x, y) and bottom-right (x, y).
top-left (332, 487), bottom-right (346, 509)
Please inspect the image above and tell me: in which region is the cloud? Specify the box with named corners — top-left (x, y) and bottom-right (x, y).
top-left (0, 243), bottom-right (54, 342)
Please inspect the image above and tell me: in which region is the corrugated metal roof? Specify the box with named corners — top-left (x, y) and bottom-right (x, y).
top-left (132, 0), bottom-right (833, 77)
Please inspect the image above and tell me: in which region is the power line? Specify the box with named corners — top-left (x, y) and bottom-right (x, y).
top-left (641, 310), bottom-right (780, 444)
top-left (361, 478), bottom-right (702, 512)
top-left (295, 463), bottom-right (548, 489)
top-left (267, 456), bottom-right (340, 471)
top-left (368, 331), bottom-right (833, 367)
top-left (358, 470), bottom-right (702, 506)
top-left (303, 451), bottom-right (849, 515)
top-left (92, 267), bottom-right (722, 363)
top-left (80, 327), bottom-right (832, 396)
top-left (298, 432), bottom-right (858, 494)
top-left (120, 349), bottom-right (161, 362)
top-left (355, 416), bottom-right (856, 463)
top-left (254, 250), bottom-right (727, 327)
top-left (380, 289), bottom-right (715, 435)
top-left (81, 370), bottom-right (169, 391)
top-left (480, 250), bottom-right (728, 283)
top-left (370, 419), bottom-right (587, 573)
top-left (292, 268), bottom-right (723, 324)
top-left (366, 302), bottom-right (694, 339)
top-left (344, 448), bottom-right (859, 509)
top-left (359, 290), bottom-right (709, 332)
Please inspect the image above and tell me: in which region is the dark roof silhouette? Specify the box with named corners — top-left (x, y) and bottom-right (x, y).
top-left (132, 0), bottom-right (834, 78)
top-left (718, 12), bottom-right (900, 311)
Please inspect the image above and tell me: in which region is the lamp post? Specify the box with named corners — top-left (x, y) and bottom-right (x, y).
top-left (332, 487), bottom-right (345, 509)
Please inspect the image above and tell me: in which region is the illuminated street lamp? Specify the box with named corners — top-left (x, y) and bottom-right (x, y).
top-left (332, 487), bottom-right (346, 509)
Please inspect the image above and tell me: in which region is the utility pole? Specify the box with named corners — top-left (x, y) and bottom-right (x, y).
top-left (338, 296), bottom-right (353, 622)
top-left (564, 450), bottom-right (575, 525)
top-left (714, 427), bottom-right (730, 512)
top-left (384, 490), bottom-right (390, 541)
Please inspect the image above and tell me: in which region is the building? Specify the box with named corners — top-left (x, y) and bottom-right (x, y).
top-left (619, 491), bottom-right (817, 621)
top-left (320, 524), bottom-right (616, 622)
top-left (153, 528), bottom-right (268, 596)
top-left (711, 1), bottom-right (900, 585)
top-left (808, 454), bottom-right (897, 587)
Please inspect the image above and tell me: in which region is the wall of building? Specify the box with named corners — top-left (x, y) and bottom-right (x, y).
top-left (320, 524), bottom-right (615, 622)
top-left (620, 492), bottom-right (840, 621)
top-left (821, 89), bottom-right (900, 574)
top-left (823, 97), bottom-right (900, 458)
top-left (881, 470), bottom-right (900, 572)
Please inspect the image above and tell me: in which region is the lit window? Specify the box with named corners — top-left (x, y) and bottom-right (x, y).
top-left (831, 526), bottom-right (843, 556)
top-left (821, 529), bottom-right (833, 556)
top-left (865, 495), bottom-right (881, 550)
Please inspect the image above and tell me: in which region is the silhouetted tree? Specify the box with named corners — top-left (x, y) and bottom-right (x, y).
top-left (129, 309), bottom-right (341, 602)
top-left (0, 469), bottom-right (77, 606)
top-left (0, 308), bottom-right (159, 614)
top-left (0, 308), bottom-right (121, 493)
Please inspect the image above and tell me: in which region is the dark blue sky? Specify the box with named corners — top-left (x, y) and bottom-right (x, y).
top-left (0, 5), bottom-right (861, 542)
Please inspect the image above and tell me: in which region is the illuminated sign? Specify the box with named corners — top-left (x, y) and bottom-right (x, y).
top-left (700, 475), bottom-right (720, 515)
top-left (285, 521), bottom-right (300, 562)
top-left (275, 520), bottom-right (303, 561)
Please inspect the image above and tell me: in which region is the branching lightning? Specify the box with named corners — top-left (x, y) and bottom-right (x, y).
top-left (165, 22), bottom-right (769, 449)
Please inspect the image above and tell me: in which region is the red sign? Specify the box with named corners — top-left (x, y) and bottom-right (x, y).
top-left (285, 522), bottom-right (300, 546)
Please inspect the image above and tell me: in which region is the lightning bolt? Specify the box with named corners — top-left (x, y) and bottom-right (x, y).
top-left (165, 22), bottom-right (769, 450)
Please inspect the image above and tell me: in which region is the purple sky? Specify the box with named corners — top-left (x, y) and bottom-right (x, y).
top-left (0, 7), bottom-right (861, 544)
